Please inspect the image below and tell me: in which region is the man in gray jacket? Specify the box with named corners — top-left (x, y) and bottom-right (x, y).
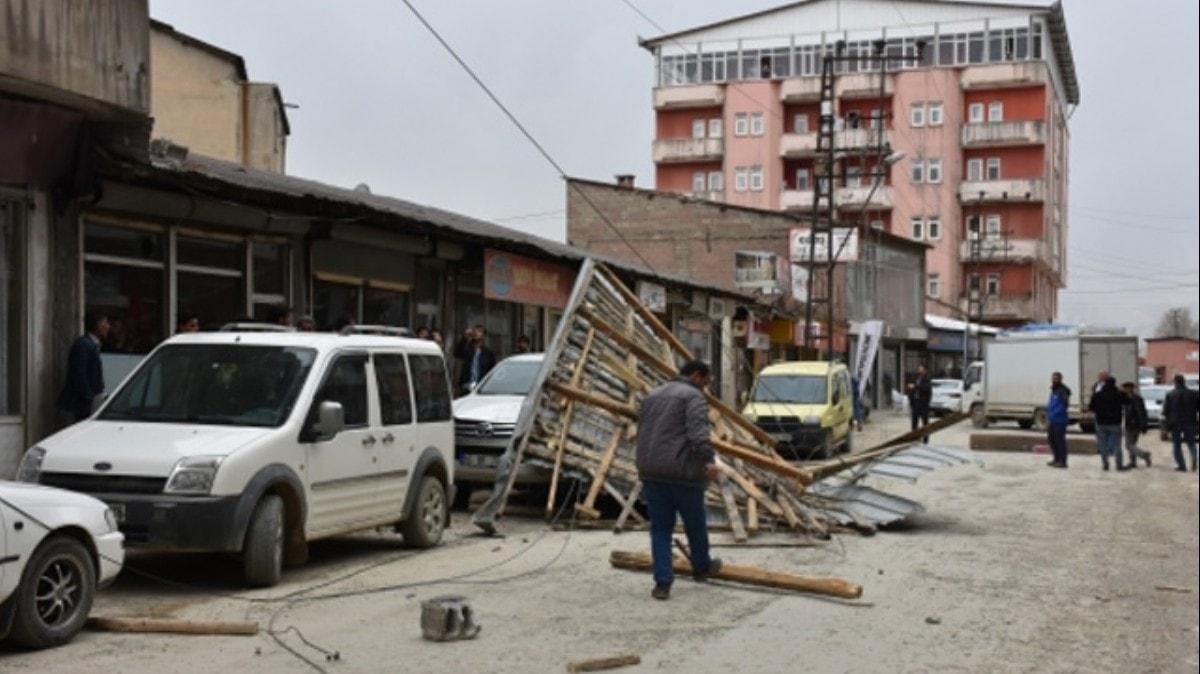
top-left (636, 360), bottom-right (722, 600)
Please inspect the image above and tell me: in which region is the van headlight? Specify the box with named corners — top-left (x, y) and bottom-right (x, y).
top-left (16, 446), bottom-right (46, 483)
top-left (164, 456), bottom-right (223, 495)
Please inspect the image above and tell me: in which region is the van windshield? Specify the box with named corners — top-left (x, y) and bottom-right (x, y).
top-left (100, 344), bottom-right (317, 427)
top-left (751, 375), bottom-right (827, 404)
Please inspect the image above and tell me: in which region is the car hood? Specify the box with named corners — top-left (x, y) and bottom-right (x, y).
top-left (0, 480), bottom-right (111, 511)
top-left (37, 421), bottom-right (272, 477)
top-left (452, 394), bottom-right (525, 423)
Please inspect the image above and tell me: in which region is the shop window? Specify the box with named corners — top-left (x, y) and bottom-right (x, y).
top-left (363, 285), bottom-right (411, 327)
top-left (177, 235), bottom-right (245, 330)
top-left (84, 223), bottom-right (164, 262)
top-left (252, 242), bottom-right (289, 317)
top-left (410, 354), bottom-right (452, 422)
top-left (83, 222), bottom-right (165, 354)
top-left (1, 198), bottom-right (23, 414)
top-left (413, 263), bottom-right (442, 331)
top-left (374, 354), bottom-right (413, 425)
top-left (314, 279), bottom-right (361, 330)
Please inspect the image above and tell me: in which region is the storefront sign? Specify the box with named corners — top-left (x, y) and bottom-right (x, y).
top-left (747, 314), bottom-right (770, 351)
top-left (790, 263), bottom-right (809, 302)
top-left (789, 227), bottom-right (859, 262)
top-left (853, 320), bottom-right (884, 397)
top-left (734, 251), bottom-right (780, 290)
top-left (484, 249), bottom-right (572, 309)
top-left (927, 329), bottom-right (965, 353)
top-left (636, 280), bottom-right (667, 313)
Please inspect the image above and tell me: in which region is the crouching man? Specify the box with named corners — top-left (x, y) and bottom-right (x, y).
top-left (636, 360), bottom-right (722, 600)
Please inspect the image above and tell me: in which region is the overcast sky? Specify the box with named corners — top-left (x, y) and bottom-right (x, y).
top-left (149, 0), bottom-right (1199, 339)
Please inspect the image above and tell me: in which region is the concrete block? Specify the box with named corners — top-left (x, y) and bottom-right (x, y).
top-left (970, 432), bottom-right (1096, 455)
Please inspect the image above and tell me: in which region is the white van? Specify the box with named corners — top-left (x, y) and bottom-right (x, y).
top-left (16, 330), bottom-right (454, 587)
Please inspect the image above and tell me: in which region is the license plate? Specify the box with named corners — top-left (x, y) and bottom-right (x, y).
top-left (109, 503), bottom-right (126, 524)
top-left (465, 454), bottom-right (499, 468)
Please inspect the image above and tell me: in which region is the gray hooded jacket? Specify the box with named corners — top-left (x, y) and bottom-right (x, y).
top-left (635, 378), bottom-right (715, 486)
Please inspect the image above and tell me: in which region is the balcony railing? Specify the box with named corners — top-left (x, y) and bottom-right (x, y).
top-left (780, 132), bottom-right (818, 157)
top-left (836, 72), bottom-right (894, 99)
top-left (960, 62), bottom-right (1048, 91)
top-left (959, 179), bottom-right (1046, 203)
top-left (652, 84), bottom-right (725, 109)
top-left (961, 121), bottom-right (1045, 148)
top-left (957, 238), bottom-right (1047, 263)
top-left (959, 294), bottom-right (1044, 322)
top-left (652, 137), bottom-right (724, 163)
top-left (780, 189), bottom-right (815, 210)
top-left (837, 185), bottom-right (893, 209)
top-left (838, 128), bottom-right (890, 151)
top-left (780, 77), bottom-right (822, 103)
top-left (689, 189), bottom-right (725, 203)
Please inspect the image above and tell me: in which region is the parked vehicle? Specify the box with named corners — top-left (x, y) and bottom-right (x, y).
top-left (930, 379), bottom-right (963, 416)
top-left (0, 481), bottom-right (124, 648)
top-left (742, 361), bottom-right (854, 460)
top-left (1142, 385), bottom-right (1171, 430)
top-left (1138, 366), bottom-right (1157, 388)
top-left (17, 330), bottom-right (454, 587)
top-left (961, 333), bottom-right (1139, 431)
top-left (452, 354), bottom-right (545, 490)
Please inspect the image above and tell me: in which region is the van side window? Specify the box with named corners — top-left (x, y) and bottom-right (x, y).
top-left (314, 355), bottom-right (368, 427)
top-left (409, 355), bottom-right (451, 422)
top-left (374, 354), bottom-right (413, 425)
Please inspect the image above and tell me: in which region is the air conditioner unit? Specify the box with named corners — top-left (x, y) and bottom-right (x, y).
top-left (708, 298), bottom-right (729, 320)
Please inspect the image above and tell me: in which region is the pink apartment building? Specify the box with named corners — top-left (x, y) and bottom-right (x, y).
top-left (642, 0), bottom-right (1078, 327)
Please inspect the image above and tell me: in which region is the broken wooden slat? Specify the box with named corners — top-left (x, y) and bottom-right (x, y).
top-left (613, 480), bottom-right (642, 533)
top-left (716, 473), bottom-right (748, 542)
top-left (717, 462), bottom-right (784, 517)
top-left (710, 437), bottom-right (813, 486)
top-left (577, 428), bottom-right (626, 520)
top-left (746, 495), bottom-right (759, 533)
top-left (546, 329), bottom-right (597, 518)
top-left (566, 654), bottom-right (642, 673)
top-left (608, 550), bottom-right (862, 599)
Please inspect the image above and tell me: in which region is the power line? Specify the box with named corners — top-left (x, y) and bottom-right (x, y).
top-left (491, 208), bottom-right (566, 223)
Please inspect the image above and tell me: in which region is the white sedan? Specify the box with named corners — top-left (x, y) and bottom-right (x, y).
top-left (0, 481), bottom-right (124, 649)
top-left (930, 379), bottom-right (964, 416)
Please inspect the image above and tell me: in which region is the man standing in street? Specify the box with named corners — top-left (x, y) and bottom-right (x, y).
top-left (56, 312), bottom-right (109, 425)
top-left (1093, 370), bottom-right (1109, 396)
top-left (1162, 374), bottom-right (1199, 472)
top-left (1046, 371), bottom-right (1072, 469)
top-left (636, 360), bottom-right (722, 601)
top-left (1089, 376), bottom-right (1127, 471)
top-left (907, 364), bottom-right (933, 443)
top-left (453, 325), bottom-right (497, 394)
top-left (1121, 382), bottom-right (1152, 468)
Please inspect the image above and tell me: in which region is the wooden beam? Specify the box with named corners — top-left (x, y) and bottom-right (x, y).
top-left (608, 550), bottom-right (862, 600)
top-left (578, 427), bottom-right (625, 519)
top-left (86, 616), bottom-right (258, 636)
top-left (711, 437), bottom-right (813, 486)
top-left (548, 381), bottom-right (637, 419)
top-left (596, 264), bottom-right (695, 360)
top-left (716, 462), bottom-right (784, 517)
top-left (566, 654), bottom-right (642, 673)
top-left (613, 480), bottom-right (643, 532)
top-left (804, 412), bottom-right (967, 482)
top-left (546, 330), bottom-right (596, 518)
top-left (716, 473), bottom-right (748, 542)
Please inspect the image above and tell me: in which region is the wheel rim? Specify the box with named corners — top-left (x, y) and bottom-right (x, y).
top-left (271, 515), bottom-right (284, 571)
top-left (35, 557), bottom-right (84, 628)
top-left (421, 485), bottom-right (445, 538)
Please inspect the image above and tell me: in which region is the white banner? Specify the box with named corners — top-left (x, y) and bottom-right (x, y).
top-left (789, 227), bottom-right (859, 262)
top-left (854, 320), bottom-right (884, 397)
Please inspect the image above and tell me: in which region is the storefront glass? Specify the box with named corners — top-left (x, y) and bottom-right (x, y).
top-left (313, 280), bottom-right (360, 330)
top-left (1, 198), bottom-right (23, 414)
top-left (252, 242), bottom-right (289, 318)
top-left (363, 286), bottom-right (410, 327)
top-left (83, 223), bottom-right (165, 354)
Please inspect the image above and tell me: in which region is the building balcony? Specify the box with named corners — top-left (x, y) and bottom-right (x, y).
top-left (652, 84), bottom-right (725, 110)
top-left (961, 121), bottom-right (1045, 148)
top-left (837, 185), bottom-right (893, 209)
top-left (838, 128), bottom-right (890, 152)
top-left (836, 72), bottom-right (894, 99)
top-left (780, 132), bottom-right (818, 157)
top-left (780, 77), bottom-right (822, 103)
top-left (960, 62), bottom-right (1048, 92)
top-left (959, 179), bottom-right (1046, 203)
top-left (652, 137), bottom-right (724, 163)
top-left (960, 237), bottom-right (1062, 274)
top-left (959, 294), bottom-right (1043, 323)
top-left (780, 189), bottom-right (815, 210)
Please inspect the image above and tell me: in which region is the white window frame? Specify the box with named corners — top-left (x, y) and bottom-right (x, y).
top-left (986, 157), bottom-right (1001, 180)
top-left (985, 273), bottom-right (1001, 296)
top-left (910, 103), bottom-right (925, 128)
top-left (927, 159), bottom-right (942, 183)
top-left (734, 167), bottom-right (749, 192)
top-left (988, 101), bottom-right (1004, 123)
top-left (927, 217), bottom-right (941, 240)
top-left (911, 216), bottom-right (924, 240)
top-left (985, 214), bottom-right (1002, 240)
top-left (968, 102), bottom-right (985, 123)
top-left (793, 113), bottom-right (809, 134)
top-left (708, 118), bottom-right (723, 138)
top-left (692, 171), bottom-right (707, 193)
top-left (734, 113), bottom-right (749, 137)
top-left (928, 102), bottom-right (944, 126)
top-left (749, 165), bottom-right (764, 191)
top-left (795, 167), bottom-right (811, 191)
top-left (708, 171), bottom-right (724, 192)
top-left (692, 119), bottom-right (706, 139)
top-left (749, 112), bottom-right (765, 136)
top-left (927, 273), bottom-right (941, 298)
top-left (966, 158), bottom-right (983, 182)
top-left (911, 159), bottom-right (925, 184)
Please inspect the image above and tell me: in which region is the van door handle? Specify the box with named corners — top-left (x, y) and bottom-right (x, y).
top-left (381, 433), bottom-right (395, 445)
top-left (362, 435), bottom-right (377, 447)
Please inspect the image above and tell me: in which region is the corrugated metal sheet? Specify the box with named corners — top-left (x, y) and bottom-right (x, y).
top-left (853, 444), bottom-right (982, 483)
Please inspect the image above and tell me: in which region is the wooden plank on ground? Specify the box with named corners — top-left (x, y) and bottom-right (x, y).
top-left (613, 480), bottom-right (642, 532)
top-left (608, 550), bottom-right (862, 599)
top-left (86, 616), bottom-right (258, 636)
top-left (566, 654), bottom-right (641, 672)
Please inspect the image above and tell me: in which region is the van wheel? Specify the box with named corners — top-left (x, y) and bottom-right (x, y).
top-left (7, 535), bottom-right (96, 649)
top-left (1032, 408), bottom-right (1048, 431)
top-left (970, 404), bottom-right (988, 429)
top-left (243, 494), bottom-right (284, 587)
top-left (842, 428), bottom-right (854, 455)
top-left (402, 477), bottom-right (447, 549)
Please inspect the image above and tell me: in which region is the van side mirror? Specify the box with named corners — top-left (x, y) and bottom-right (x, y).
top-left (309, 401), bottom-right (345, 442)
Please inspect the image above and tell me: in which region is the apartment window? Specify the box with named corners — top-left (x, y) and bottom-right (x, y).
top-left (845, 166), bottom-right (862, 188)
top-left (734, 167), bottom-right (749, 192)
top-left (708, 118), bottom-right (723, 138)
top-left (910, 159), bottom-right (925, 184)
top-left (911, 216), bottom-right (924, 240)
top-left (749, 165), bottom-right (764, 191)
top-left (927, 273), bottom-right (941, 298)
top-left (986, 214), bottom-right (1002, 240)
top-left (968, 273), bottom-right (981, 292)
top-left (869, 219), bottom-right (885, 230)
top-left (967, 214), bottom-right (981, 240)
top-left (966, 158), bottom-right (983, 182)
top-left (734, 113), bottom-right (749, 136)
top-left (750, 112), bottom-right (765, 136)
top-left (910, 103), bottom-right (925, 127)
top-left (692, 119), bottom-right (706, 139)
top-left (692, 171), bottom-right (707, 193)
top-left (985, 273), bottom-right (1001, 296)
top-left (968, 103), bottom-right (985, 123)
top-left (927, 217), bottom-right (942, 240)
top-left (927, 159), bottom-right (942, 183)
top-left (708, 171), bottom-right (724, 192)
top-left (793, 114), bottom-right (809, 134)
top-left (986, 157), bottom-right (1001, 181)
top-left (988, 101), bottom-right (1004, 122)
top-left (795, 168), bottom-right (811, 190)
top-left (868, 109), bottom-right (883, 130)
top-left (928, 102), bottom-right (944, 126)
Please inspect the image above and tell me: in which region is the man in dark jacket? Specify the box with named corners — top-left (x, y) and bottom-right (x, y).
top-left (1121, 382), bottom-right (1152, 468)
top-left (1046, 372), bottom-right (1072, 469)
top-left (636, 360), bottom-right (721, 600)
top-left (906, 364), bottom-right (933, 443)
top-left (453, 325), bottom-right (497, 394)
top-left (1162, 374), bottom-right (1199, 472)
top-left (1088, 376), bottom-right (1126, 471)
top-left (56, 312), bottom-right (109, 423)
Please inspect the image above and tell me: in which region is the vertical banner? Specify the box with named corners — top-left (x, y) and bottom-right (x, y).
top-left (854, 320), bottom-right (884, 397)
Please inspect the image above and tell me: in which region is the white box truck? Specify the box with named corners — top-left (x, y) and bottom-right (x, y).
top-left (961, 333), bottom-right (1138, 431)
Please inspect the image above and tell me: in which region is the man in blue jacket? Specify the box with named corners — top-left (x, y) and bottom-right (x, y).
top-left (1046, 371), bottom-right (1071, 468)
top-left (56, 312), bottom-right (109, 423)
top-left (636, 360), bottom-right (722, 600)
